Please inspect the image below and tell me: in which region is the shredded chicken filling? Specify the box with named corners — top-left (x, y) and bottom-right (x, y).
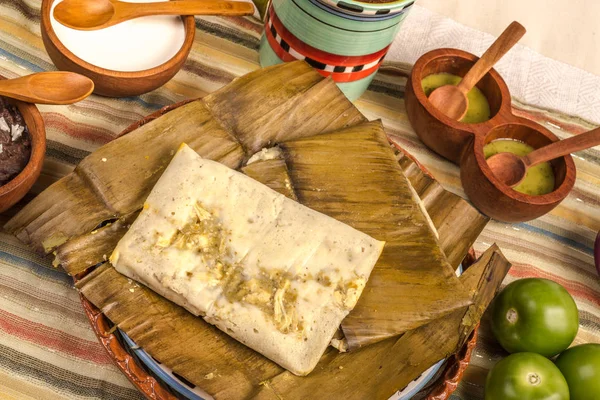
top-left (156, 202), bottom-right (362, 334)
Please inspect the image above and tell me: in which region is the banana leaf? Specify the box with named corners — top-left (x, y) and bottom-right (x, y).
top-left (241, 158), bottom-right (298, 200)
top-left (397, 152), bottom-right (489, 269)
top-left (278, 121), bottom-right (471, 349)
top-left (55, 212), bottom-right (138, 276)
top-left (202, 64), bottom-right (365, 158)
top-left (8, 61), bottom-right (498, 399)
top-left (77, 244), bottom-right (508, 400)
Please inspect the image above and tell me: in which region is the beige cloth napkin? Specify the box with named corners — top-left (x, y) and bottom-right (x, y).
top-left (388, 4), bottom-right (600, 125)
top-left (419, 0), bottom-right (600, 76)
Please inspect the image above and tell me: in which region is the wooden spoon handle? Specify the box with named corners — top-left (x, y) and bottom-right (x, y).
top-left (524, 127), bottom-right (600, 167)
top-left (118, 0), bottom-right (255, 18)
top-left (457, 21), bottom-right (526, 93)
top-left (0, 72), bottom-right (94, 105)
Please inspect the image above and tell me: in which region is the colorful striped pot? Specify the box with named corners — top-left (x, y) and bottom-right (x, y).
top-left (258, 0), bottom-right (413, 100)
top-left (316, 0), bottom-right (414, 17)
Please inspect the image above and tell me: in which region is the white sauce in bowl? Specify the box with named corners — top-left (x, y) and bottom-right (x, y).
top-left (50, 0), bottom-right (186, 72)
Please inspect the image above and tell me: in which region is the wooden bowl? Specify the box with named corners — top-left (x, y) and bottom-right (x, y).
top-left (405, 48), bottom-right (576, 222)
top-left (40, 0), bottom-right (195, 97)
top-left (0, 99), bottom-right (46, 213)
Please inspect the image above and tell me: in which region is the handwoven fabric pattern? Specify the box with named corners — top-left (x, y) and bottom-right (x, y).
top-left (0, 1), bottom-right (599, 399)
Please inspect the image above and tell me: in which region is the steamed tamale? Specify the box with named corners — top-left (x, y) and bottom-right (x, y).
top-left (9, 61), bottom-right (497, 399)
top-left (110, 144), bottom-right (384, 375)
top-left (252, 245), bottom-right (511, 400)
top-left (5, 62), bottom-right (364, 254)
top-left (278, 121), bottom-right (471, 349)
top-left (74, 144), bottom-right (495, 399)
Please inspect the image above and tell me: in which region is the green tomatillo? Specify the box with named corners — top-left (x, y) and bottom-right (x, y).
top-left (555, 343), bottom-right (600, 400)
top-left (485, 352), bottom-right (569, 400)
top-left (490, 278), bottom-right (579, 357)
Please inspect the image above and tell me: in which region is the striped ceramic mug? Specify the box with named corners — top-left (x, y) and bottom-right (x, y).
top-left (258, 0), bottom-right (414, 100)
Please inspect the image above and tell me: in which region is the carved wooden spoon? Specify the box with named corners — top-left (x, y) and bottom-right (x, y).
top-left (428, 21), bottom-right (526, 121)
top-left (54, 0), bottom-right (255, 31)
top-left (0, 72), bottom-right (94, 105)
top-left (487, 127), bottom-right (600, 187)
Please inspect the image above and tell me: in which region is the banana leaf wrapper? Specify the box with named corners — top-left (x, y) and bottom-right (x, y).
top-left (202, 64), bottom-right (365, 157)
top-left (277, 121), bottom-right (471, 349)
top-left (396, 151), bottom-right (489, 269)
top-left (241, 159), bottom-right (298, 201)
top-left (12, 61), bottom-right (494, 398)
top-left (55, 212), bottom-right (139, 276)
top-left (251, 245), bottom-right (511, 400)
top-left (5, 61), bottom-right (364, 254)
top-left (73, 148), bottom-right (491, 399)
top-left (77, 244), bottom-right (507, 400)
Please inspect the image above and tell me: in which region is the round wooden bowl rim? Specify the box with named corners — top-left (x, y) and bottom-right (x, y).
top-left (41, 0), bottom-right (195, 78)
top-left (0, 100), bottom-right (46, 197)
top-left (410, 48), bottom-right (513, 132)
top-left (75, 99), bottom-right (479, 400)
top-left (470, 116), bottom-right (576, 205)
top-left (409, 47), bottom-right (576, 206)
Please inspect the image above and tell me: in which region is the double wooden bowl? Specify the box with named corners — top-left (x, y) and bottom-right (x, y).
top-left (406, 49), bottom-right (576, 222)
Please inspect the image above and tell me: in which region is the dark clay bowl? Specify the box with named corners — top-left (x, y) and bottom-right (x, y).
top-left (0, 99), bottom-right (46, 213)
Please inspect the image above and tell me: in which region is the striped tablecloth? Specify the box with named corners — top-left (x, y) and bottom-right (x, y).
top-left (1, 2), bottom-right (599, 399)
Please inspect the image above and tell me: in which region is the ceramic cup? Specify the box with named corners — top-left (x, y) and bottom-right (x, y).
top-left (259, 0), bottom-right (414, 100)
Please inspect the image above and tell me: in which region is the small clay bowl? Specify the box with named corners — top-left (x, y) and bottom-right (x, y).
top-left (40, 0), bottom-right (195, 97)
top-left (405, 48), bottom-right (576, 223)
top-left (0, 99), bottom-right (46, 213)
top-left (461, 119), bottom-right (576, 222)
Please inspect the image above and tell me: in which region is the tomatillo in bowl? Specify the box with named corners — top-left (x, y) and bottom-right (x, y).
top-left (485, 352), bottom-right (569, 400)
top-left (490, 278), bottom-right (579, 357)
top-left (555, 343), bottom-right (600, 400)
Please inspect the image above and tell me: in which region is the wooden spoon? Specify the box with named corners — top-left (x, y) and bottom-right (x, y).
top-left (54, 0), bottom-right (256, 31)
top-left (0, 72), bottom-right (94, 105)
top-left (487, 127), bottom-right (600, 187)
top-left (428, 21), bottom-right (526, 121)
